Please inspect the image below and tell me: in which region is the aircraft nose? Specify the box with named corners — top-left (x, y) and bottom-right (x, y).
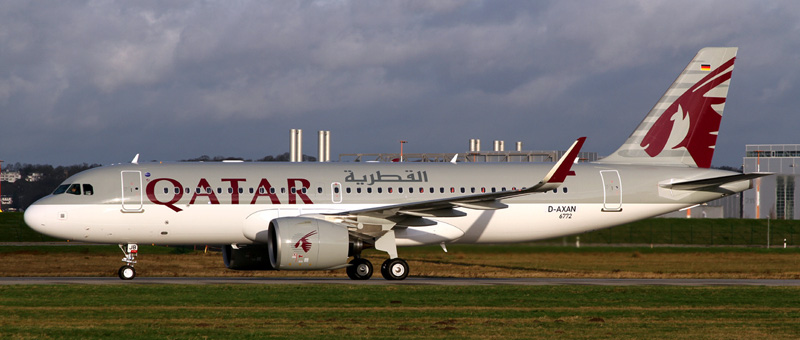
top-left (24, 202), bottom-right (57, 238)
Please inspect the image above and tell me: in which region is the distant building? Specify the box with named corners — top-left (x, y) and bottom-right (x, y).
top-left (1, 171), bottom-right (21, 183)
top-left (1, 196), bottom-right (11, 206)
top-left (742, 144), bottom-right (800, 219)
top-left (26, 172), bottom-right (43, 182)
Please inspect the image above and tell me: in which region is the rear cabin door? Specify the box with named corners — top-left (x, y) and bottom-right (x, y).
top-left (600, 170), bottom-right (622, 212)
top-left (121, 171), bottom-right (143, 212)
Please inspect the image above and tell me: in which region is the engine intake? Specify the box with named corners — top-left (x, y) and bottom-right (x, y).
top-left (267, 217), bottom-right (350, 270)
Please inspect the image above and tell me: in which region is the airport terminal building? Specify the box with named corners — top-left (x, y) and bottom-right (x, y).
top-left (742, 144), bottom-right (800, 220)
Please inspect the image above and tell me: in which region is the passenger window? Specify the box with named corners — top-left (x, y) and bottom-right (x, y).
top-left (186, 188), bottom-right (191, 194)
top-left (302, 187), bottom-right (307, 194)
top-left (67, 184), bottom-right (81, 195)
top-left (259, 188), bottom-right (266, 194)
top-left (491, 187), bottom-right (496, 193)
top-left (450, 187), bottom-right (455, 193)
top-left (388, 187), bottom-right (393, 193)
top-left (270, 187), bottom-right (276, 194)
top-left (217, 188), bottom-right (222, 194)
top-left (334, 187), bottom-right (340, 194)
top-left (502, 187), bottom-right (506, 191)
top-left (419, 187), bottom-right (424, 193)
top-left (82, 184), bottom-right (93, 195)
top-left (281, 188), bottom-right (286, 194)
top-left (291, 188), bottom-right (296, 194)
top-left (470, 187), bottom-right (475, 193)
top-left (346, 187), bottom-right (351, 194)
top-left (367, 187), bottom-right (372, 193)
top-left (563, 187), bottom-right (568, 193)
top-left (239, 188), bottom-right (244, 194)
top-left (318, 187), bottom-right (323, 194)
top-left (163, 188), bottom-right (169, 194)
top-left (249, 188), bottom-right (254, 194)
top-left (399, 187), bottom-right (404, 193)
top-left (440, 187), bottom-right (444, 193)
top-left (206, 188), bottom-right (212, 194)
top-left (460, 187), bottom-right (465, 193)
top-left (175, 188), bottom-right (180, 194)
top-left (228, 188), bottom-right (233, 194)
top-left (481, 187), bottom-right (485, 193)
top-left (377, 187), bottom-right (383, 193)
top-left (357, 188), bottom-right (362, 194)
top-left (429, 187), bottom-right (434, 193)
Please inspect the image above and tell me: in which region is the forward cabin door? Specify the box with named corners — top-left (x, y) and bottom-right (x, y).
top-left (121, 171), bottom-right (143, 212)
top-left (600, 170), bottom-right (622, 212)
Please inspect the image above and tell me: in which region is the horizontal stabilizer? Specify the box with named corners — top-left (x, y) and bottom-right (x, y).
top-left (660, 173), bottom-right (771, 191)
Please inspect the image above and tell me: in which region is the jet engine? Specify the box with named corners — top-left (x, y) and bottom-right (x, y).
top-left (267, 217), bottom-right (351, 270)
top-left (222, 244), bottom-right (275, 270)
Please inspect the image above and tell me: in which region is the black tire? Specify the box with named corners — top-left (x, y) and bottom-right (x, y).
top-left (346, 258), bottom-right (373, 280)
top-left (118, 265), bottom-right (136, 280)
top-left (380, 258), bottom-right (409, 280)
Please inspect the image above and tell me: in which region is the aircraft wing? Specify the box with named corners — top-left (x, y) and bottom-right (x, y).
top-left (329, 137), bottom-right (586, 227)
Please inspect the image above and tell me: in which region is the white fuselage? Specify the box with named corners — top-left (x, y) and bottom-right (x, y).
top-left (24, 162), bottom-right (746, 246)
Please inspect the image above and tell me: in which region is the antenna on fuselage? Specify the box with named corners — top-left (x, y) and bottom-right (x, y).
top-left (131, 154), bottom-right (140, 164)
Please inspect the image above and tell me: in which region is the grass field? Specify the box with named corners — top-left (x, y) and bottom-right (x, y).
top-left (1, 285), bottom-right (799, 339)
top-left (1, 244), bottom-right (799, 279)
top-left (3, 213), bottom-right (800, 339)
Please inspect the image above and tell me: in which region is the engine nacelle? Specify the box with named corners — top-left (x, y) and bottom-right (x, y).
top-left (267, 217), bottom-right (350, 270)
top-left (222, 244), bottom-right (275, 270)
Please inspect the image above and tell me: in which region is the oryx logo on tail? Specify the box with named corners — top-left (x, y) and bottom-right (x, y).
top-left (640, 57), bottom-right (736, 168)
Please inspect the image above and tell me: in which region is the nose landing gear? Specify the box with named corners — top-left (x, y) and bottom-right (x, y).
top-left (118, 243), bottom-right (138, 280)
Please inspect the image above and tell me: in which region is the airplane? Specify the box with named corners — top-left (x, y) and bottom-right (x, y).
top-left (24, 47), bottom-right (766, 281)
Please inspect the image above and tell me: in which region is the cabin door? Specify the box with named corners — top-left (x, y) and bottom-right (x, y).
top-left (600, 170), bottom-right (622, 212)
top-left (121, 171), bottom-right (143, 212)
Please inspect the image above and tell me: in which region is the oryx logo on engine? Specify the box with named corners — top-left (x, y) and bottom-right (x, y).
top-left (294, 230), bottom-right (317, 253)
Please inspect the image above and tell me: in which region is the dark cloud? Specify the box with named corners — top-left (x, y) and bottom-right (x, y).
top-left (0, 0), bottom-right (798, 167)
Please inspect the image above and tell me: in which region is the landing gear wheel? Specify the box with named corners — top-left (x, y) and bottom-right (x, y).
top-left (118, 265), bottom-right (136, 280)
top-left (346, 258), bottom-right (373, 280)
top-left (380, 258), bottom-right (409, 280)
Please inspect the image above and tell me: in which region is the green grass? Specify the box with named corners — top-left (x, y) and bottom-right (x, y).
top-left (0, 212), bottom-right (59, 242)
top-left (562, 218), bottom-right (800, 246)
top-left (1, 285), bottom-right (798, 339)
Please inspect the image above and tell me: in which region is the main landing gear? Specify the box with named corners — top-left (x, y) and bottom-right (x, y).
top-left (345, 257), bottom-right (410, 280)
top-left (118, 243), bottom-right (138, 280)
top-left (346, 230), bottom-right (410, 281)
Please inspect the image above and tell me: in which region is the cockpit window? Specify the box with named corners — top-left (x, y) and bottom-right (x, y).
top-left (67, 184), bottom-right (81, 195)
top-left (53, 183), bottom-right (94, 196)
top-left (53, 184), bottom-right (70, 195)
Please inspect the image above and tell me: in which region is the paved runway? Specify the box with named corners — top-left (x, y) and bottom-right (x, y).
top-left (1, 277), bottom-right (798, 286)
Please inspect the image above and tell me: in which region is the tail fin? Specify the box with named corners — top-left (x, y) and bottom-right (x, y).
top-left (598, 47), bottom-right (738, 168)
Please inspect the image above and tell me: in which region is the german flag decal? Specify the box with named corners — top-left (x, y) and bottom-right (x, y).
top-left (700, 64), bottom-right (711, 71)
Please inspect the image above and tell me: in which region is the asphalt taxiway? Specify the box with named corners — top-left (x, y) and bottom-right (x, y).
top-left (0, 277), bottom-right (798, 286)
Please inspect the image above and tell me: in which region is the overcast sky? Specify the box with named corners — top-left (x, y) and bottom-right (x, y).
top-left (1, 1), bottom-right (798, 167)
